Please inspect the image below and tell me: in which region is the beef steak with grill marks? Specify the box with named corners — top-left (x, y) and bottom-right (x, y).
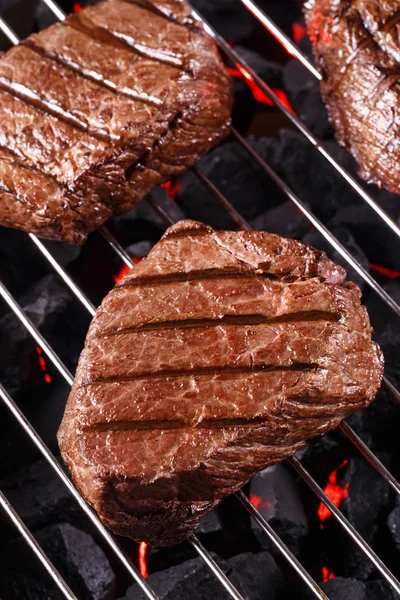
top-left (304, 0), bottom-right (400, 194)
top-left (58, 220), bottom-right (384, 546)
top-left (0, 0), bottom-right (232, 244)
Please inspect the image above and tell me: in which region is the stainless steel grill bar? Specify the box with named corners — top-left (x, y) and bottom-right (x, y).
top-left (99, 226), bottom-right (135, 268)
top-left (0, 15), bottom-right (19, 44)
top-left (383, 377), bottom-right (400, 404)
top-left (240, 0), bottom-right (321, 80)
top-left (240, 0), bottom-right (322, 81)
top-left (235, 491), bottom-right (328, 600)
top-left (189, 536), bottom-right (245, 600)
top-left (0, 280), bottom-right (74, 386)
top-left (146, 195), bottom-right (175, 227)
top-left (0, 489), bottom-right (78, 600)
top-left (189, 7), bottom-right (400, 241)
top-left (41, 0), bottom-right (66, 20)
top-left (0, 383), bottom-right (159, 600)
top-left (230, 128), bottom-right (400, 318)
top-left (288, 456), bottom-right (400, 594)
top-left (29, 234), bottom-right (96, 317)
top-left (339, 421), bottom-right (400, 496)
top-left (0, 285), bottom-right (245, 600)
top-left (191, 166), bottom-right (250, 231)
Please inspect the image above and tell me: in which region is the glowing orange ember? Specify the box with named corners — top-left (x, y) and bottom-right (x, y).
top-left (322, 566), bottom-right (335, 582)
top-left (292, 23), bottom-right (307, 45)
top-left (317, 460), bottom-right (348, 524)
top-left (138, 542), bottom-right (149, 579)
top-left (369, 264), bottom-right (400, 279)
top-left (249, 494), bottom-right (272, 512)
top-left (318, 461), bottom-right (349, 582)
top-left (73, 2), bottom-right (82, 11)
top-left (227, 66), bottom-right (295, 113)
top-left (36, 346), bottom-right (51, 384)
top-left (162, 180), bottom-right (181, 201)
top-left (114, 257), bottom-right (142, 284)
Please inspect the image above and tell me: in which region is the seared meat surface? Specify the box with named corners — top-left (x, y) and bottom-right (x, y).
top-left (305, 0), bottom-right (400, 194)
top-left (0, 0), bottom-right (232, 243)
top-left (58, 221), bottom-right (383, 546)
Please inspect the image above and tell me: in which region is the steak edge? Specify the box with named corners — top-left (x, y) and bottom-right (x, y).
top-left (58, 220), bottom-right (384, 546)
top-left (304, 0), bottom-right (400, 194)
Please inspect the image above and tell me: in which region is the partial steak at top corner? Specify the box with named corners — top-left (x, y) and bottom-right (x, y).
top-left (58, 220), bottom-right (384, 546)
top-left (304, 0), bottom-right (400, 194)
top-left (0, 0), bottom-right (232, 244)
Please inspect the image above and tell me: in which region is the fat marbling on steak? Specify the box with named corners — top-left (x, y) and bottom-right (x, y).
top-left (304, 0), bottom-right (400, 194)
top-left (58, 220), bottom-right (383, 546)
top-left (0, 0), bottom-right (232, 244)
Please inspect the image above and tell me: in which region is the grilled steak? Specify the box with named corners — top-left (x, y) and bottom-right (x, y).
top-left (0, 0), bottom-right (232, 244)
top-left (58, 220), bottom-right (383, 546)
top-left (304, 0), bottom-right (400, 194)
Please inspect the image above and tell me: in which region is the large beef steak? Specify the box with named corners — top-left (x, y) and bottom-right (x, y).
top-left (305, 0), bottom-right (400, 194)
top-left (0, 0), bottom-right (232, 243)
top-left (58, 220), bottom-right (383, 546)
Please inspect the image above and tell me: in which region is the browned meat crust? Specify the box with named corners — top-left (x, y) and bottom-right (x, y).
top-left (58, 221), bottom-right (384, 546)
top-left (304, 0), bottom-right (400, 194)
top-left (0, 0), bottom-right (232, 243)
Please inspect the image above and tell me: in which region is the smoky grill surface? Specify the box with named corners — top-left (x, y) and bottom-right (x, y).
top-left (304, 0), bottom-right (400, 195)
top-left (58, 220), bottom-right (384, 547)
top-left (0, 0), bottom-right (232, 244)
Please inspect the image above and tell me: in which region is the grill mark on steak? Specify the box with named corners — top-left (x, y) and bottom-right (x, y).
top-left (22, 40), bottom-right (163, 107)
top-left (117, 269), bottom-right (308, 288)
top-left (97, 311), bottom-right (340, 336)
top-left (66, 12), bottom-right (192, 73)
top-left (0, 2), bottom-right (232, 242)
top-left (83, 363), bottom-right (317, 386)
top-left (0, 78), bottom-right (116, 143)
top-left (85, 416), bottom-right (268, 432)
top-left (58, 222), bottom-right (383, 546)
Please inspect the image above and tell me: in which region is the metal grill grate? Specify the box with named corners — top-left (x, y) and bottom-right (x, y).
top-left (0, 1), bottom-right (399, 598)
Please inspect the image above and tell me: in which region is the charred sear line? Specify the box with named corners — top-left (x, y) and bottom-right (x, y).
top-left (85, 416), bottom-right (268, 433)
top-left (81, 363), bottom-right (317, 387)
top-left (99, 311), bottom-right (339, 337)
top-left (164, 227), bottom-right (212, 239)
top-left (66, 12), bottom-right (192, 73)
top-left (117, 268), bottom-right (305, 288)
top-left (22, 40), bottom-right (163, 107)
top-left (0, 78), bottom-right (114, 143)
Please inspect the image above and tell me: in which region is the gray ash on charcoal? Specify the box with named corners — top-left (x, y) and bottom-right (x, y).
top-left (0, 3), bottom-right (399, 600)
top-left (250, 464), bottom-right (309, 556)
top-left (0, 275), bottom-right (72, 394)
top-left (0, 523), bottom-right (115, 600)
top-left (123, 552), bottom-right (284, 600)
